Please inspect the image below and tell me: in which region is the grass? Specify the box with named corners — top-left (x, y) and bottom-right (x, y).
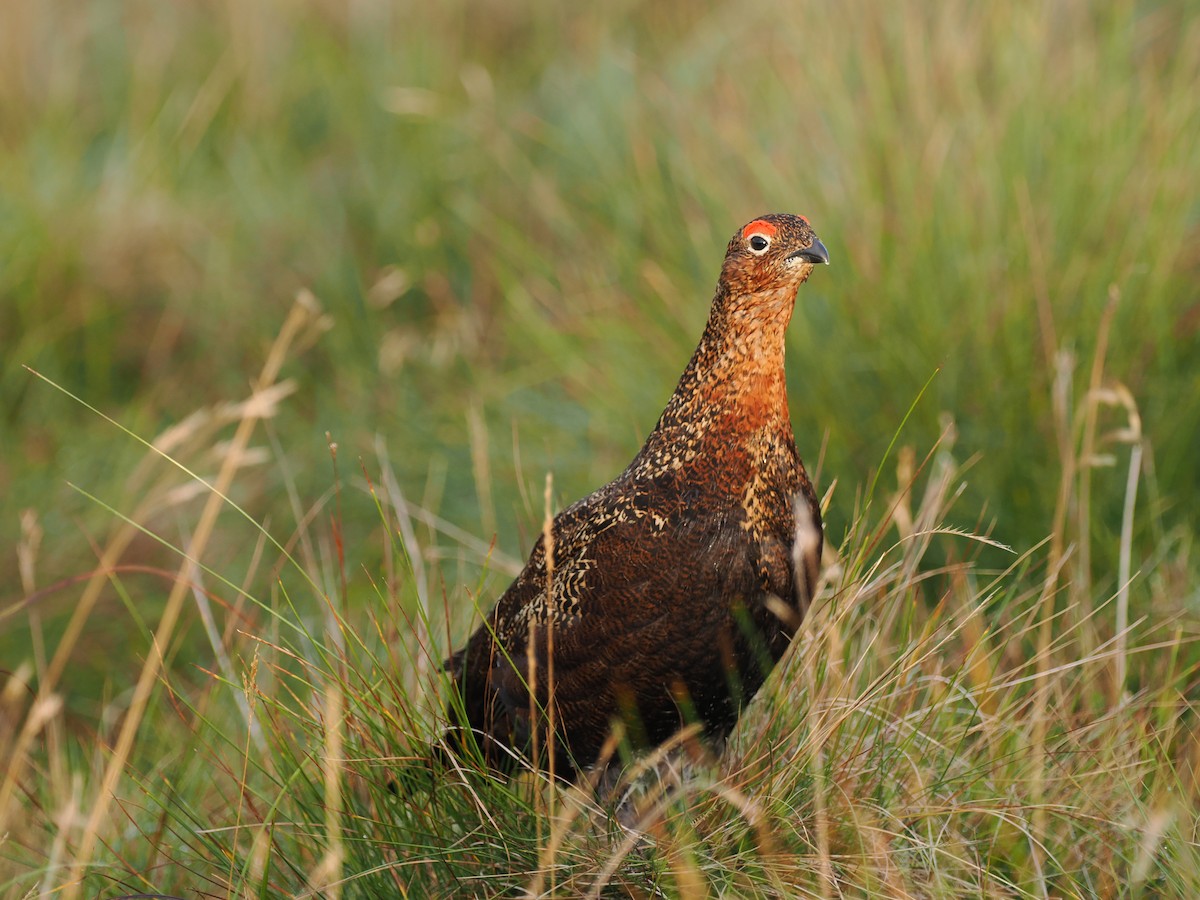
top-left (2, 0), bottom-right (1199, 896)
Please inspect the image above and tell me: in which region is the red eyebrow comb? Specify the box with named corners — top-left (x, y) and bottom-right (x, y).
top-left (742, 219), bottom-right (779, 239)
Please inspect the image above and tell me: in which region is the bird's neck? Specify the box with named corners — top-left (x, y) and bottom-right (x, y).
top-left (646, 286), bottom-right (797, 455)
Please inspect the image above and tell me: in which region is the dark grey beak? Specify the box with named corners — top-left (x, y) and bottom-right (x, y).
top-left (789, 237), bottom-right (830, 265)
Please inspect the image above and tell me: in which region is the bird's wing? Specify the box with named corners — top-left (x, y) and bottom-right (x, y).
top-left (482, 490), bottom-right (776, 744)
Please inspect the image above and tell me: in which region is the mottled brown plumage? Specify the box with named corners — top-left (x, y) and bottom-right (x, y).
top-left (444, 213), bottom-right (829, 779)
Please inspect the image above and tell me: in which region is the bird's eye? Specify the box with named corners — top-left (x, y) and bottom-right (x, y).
top-left (748, 234), bottom-right (770, 253)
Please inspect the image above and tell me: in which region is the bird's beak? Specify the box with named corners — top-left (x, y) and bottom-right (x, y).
top-left (789, 237), bottom-right (830, 266)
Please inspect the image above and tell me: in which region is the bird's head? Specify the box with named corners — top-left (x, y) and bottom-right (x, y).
top-left (719, 213), bottom-right (829, 299)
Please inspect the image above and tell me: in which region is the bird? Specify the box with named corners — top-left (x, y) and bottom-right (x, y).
top-left (442, 213), bottom-right (829, 781)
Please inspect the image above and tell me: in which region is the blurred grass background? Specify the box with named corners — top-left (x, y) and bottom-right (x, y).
top-left (1, 0), bottom-right (1199, 893)
top-left (5, 0), bottom-right (1197, 667)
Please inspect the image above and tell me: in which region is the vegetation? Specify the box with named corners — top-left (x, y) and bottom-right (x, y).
top-left (1, 0), bottom-right (1197, 896)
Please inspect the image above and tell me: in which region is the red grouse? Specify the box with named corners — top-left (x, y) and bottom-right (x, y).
top-left (444, 213), bottom-right (829, 779)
